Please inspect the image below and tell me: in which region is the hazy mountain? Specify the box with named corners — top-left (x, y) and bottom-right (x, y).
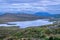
top-left (35, 12), bottom-right (53, 16)
top-left (0, 12), bottom-right (4, 15)
top-left (0, 12), bottom-right (60, 23)
top-left (0, 13), bottom-right (43, 22)
top-left (35, 12), bottom-right (60, 18)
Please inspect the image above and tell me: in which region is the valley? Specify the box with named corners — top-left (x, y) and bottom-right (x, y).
top-left (0, 12), bottom-right (60, 40)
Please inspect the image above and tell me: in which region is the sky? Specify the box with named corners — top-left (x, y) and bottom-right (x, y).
top-left (0, 0), bottom-right (60, 14)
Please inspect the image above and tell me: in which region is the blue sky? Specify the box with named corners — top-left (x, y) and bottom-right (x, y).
top-left (0, 0), bottom-right (60, 14)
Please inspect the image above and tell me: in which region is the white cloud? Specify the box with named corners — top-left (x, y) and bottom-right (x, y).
top-left (0, 0), bottom-right (60, 14)
top-left (0, 3), bottom-right (48, 12)
top-left (37, 0), bottom-right (60, 6)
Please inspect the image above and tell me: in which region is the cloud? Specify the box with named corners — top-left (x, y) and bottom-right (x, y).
top-left (0, 0), bottom-right (60, 14)
top-left (0, 3), bottom-right (48, 13)
top-left (0, 0), bottom-right (40, 3)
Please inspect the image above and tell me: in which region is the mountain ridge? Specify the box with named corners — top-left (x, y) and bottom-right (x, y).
top-left (0, 13), bottom-right (43, 22)
top-left (0, 12), bottom-right (60, 23)
top-left (35, 12), bottom-right (60, 18)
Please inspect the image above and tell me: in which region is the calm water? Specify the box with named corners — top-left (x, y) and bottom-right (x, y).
top-left (0, 19), bottom-right (53, 28)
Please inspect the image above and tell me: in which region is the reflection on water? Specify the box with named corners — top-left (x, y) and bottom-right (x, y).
top-left (0, 19), bottom-right (53, 28)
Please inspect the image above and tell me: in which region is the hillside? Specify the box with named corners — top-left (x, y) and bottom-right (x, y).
top-left (0, 12), bottom-right (60, 23)
top-left (0, 13), bottom-right (43, 22)
top-left (0, 26), bottom-right (60, 40)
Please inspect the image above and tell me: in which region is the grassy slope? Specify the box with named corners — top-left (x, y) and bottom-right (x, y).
top-left (0, 25), bottom-right (60, 40)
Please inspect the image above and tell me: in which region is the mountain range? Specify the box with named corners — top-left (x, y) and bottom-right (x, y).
top-left (0, 13), bottom-right (43, 22)
top-left (35, 12), bottom-right (60, 18)
top-left (0, 12), bottom-right (60, 23)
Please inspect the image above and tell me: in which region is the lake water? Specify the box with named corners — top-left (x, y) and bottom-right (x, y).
top-left (0, 19), bottom-right (53, 28)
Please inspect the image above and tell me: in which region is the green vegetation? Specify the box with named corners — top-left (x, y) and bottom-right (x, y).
top-left (0, 25), bottom-right (60, 40)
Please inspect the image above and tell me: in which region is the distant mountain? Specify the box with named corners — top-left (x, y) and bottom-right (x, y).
top-left (53, 14), bottom-right (60, 18)
top-left (0, 12), bottom-right (4, 15)
top-left (35, 12), bottom-right (60, 18)
top-left (35, 12), bottom-right (53, 17)
top-left (0, 12), bottom-right (60, 23)
top-left (0, 13), bottom-right (43, 22)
